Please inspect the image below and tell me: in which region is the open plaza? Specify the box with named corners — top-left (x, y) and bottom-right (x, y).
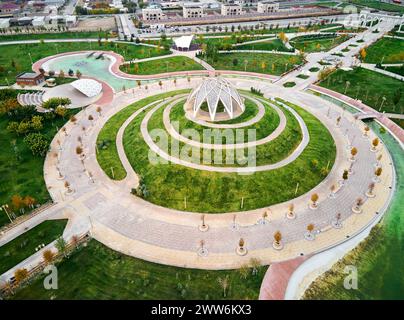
top-left (0, 0), bottom-right (403, 305)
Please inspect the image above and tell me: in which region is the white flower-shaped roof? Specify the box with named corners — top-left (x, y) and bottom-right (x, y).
top-left (187, 77), bottom-right (244, 121)
top-left (71, 79), bottom-right (102, 98)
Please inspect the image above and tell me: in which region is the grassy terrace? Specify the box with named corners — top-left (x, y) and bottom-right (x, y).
top-left (0, 42), bottom-right (170, 85)
top-left (120, 95), bottom-right (335, 213)
top-left (364, 38), bottom-right (404, 64)
top-left (349, 0), bottom-right (404, 13)
top-left (233, 39), bottom-right (292, 52)
top-left (0, 220), bottom-right (67, 275)
top-left (205, 52), bottom-right (303, 75)
top-left (96, 90), bottom-right (190, 181)
top-left (120, 56), bottom-right (204, 75)
top-left (10, 240), bottom-right (265, 300)
top-left (170, 97), bottom-right (280, 143)
top-left (290, 34), bottom-right (350, 53)
top-left (319, 67), bottom-right (404, 114)
top-left (0, 31), bottom-right (112, 42)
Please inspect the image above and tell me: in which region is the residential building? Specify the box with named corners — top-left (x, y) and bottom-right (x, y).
top-left (221, 3), bottom-right (243, 16)
top-left (142, 5), bottom-right (165, 20)
top-left (257, 0), bottom-right (280, 13)
top-left (183, 3), bottom-right (204, 19)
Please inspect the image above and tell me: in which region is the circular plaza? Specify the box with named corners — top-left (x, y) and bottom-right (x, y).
top-left (39, 53), bottom-right (395, 269)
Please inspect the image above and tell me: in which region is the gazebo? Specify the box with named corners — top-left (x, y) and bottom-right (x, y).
top-left (186, 77), bottom-right (245, 121)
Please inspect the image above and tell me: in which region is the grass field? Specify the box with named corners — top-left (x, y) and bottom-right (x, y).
top-left (148, 97), bottom-right (302, 167)
top-left (96, 90), bottom-right (190, 181)
top-left (121, 56), bottom-right (204, 75)
top-left (365, 38), bottom-right (404, 63)
top-left (0, 105), bottom-right (78, 228)
top-left (0, 219), bottom-right (67, 275)
top-left (170, 97), bottom-right (281, 143)
top-left (233, 39), bottom-right (292, 52)
top-left (349, 0), bottom-right (404, 13)
top-left (204, 52), bottom-right (303, 75)
top-left (290, 34), bottom-right (350, 53)
top-left (120, 96), bottom-right (335, 213)
top-left (0, 31), bottom-right (112, 42)
top-left (364, 37), bottom-right (404, 64)
top-left (0, 42), bottom-right (170, 85)
top-left (319, 67), bottom-right (404, 114)
top-left (10, 240), bottom-right (265, 300)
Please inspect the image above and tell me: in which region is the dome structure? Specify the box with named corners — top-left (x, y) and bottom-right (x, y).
top-left (186, 77), bottom-right (245, 121)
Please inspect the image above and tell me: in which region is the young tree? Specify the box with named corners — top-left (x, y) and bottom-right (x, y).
top-left (14, 268), bottom-right (29, 284)
top-left (310, 193), bottom-right (319, 207)
top-left (217, 276), bottom-right (230, 298)
top-left (351, 147), bottom-right (358, 160)
top-left (55, 237), bottom-right (67, 257)
top-left (274, 231), bottom-right (282, 245)
top-left (42, 249), bottom-right (55, 264)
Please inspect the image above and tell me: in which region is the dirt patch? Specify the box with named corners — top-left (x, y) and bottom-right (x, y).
top-left (73, 17), bottom-right (116, 31)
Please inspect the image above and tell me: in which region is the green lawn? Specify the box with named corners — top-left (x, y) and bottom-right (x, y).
top-left (96, 89), bottom-right (190, 181)
top-left (170, 97), bottom-right (280, 143)
top-left (290, 34), bottom-right (350, 53)
top-left (0, 31), bottom-right (112, 42)
top-left (9, 240), bottom-right (265, 300)
top-left (0, 219), bottom-right (67, 275)
top-left (148, 97), bottom-right (301, 167)
top-left (121, 56), bottom-right (204, 75)
top-left (319, 67), bottom-right (404, 114)
top-left (120, 95), bottom-right (335, 213)
top-left (204, 52), bottom-right (303, 75)
top-left (233, 39), bottom-right (292, 52)
top-left (364, 38), bottom-right (404, 64)
top-left (0, 42), bottom-right (170, 85)
top-left (349, 0), bottom-right (404, 13)
top-left (0, 104), bottom-right (78, 228)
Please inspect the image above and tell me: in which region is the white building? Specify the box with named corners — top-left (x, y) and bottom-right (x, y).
top-left (32, 16), bottom-right (46, 27)
top-left (183, 3), bottom-right (205, 19)
top-left (142, 5), bottom-right (165, 20)
top-left (44, 0), bottom-right (66, 8)
top-left (221, 3), bottom-right (243, 16)
top-left (0, 18), bottom-right (10, 29)
top-left (257, 0), bottom-right (280, 13)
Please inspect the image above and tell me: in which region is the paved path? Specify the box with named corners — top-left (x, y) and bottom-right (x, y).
top-left (141, 96), bottom-right (309, 173)
top-left (30, 76), bottom-right (393, 272)
top-left (259, 255), bottom-right (310, 300)
top-left (360, 62), bottom-right (404, 81)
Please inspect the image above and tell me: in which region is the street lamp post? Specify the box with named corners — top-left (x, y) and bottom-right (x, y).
top-left (0, 205), bottom-right (13, 223)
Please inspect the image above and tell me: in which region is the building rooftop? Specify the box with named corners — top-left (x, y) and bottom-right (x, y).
top-left (71, 79), bottom-right (102, 98)
top-left (17, 72), bottom-right (42, 79)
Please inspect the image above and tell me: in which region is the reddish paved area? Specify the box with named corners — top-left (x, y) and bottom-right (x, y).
top-left (259, 255), bottom-right (310, 300)
top-left (88, 77), bottom-right (114, 106)
top-left (310, 85), bottom-right (404, 144)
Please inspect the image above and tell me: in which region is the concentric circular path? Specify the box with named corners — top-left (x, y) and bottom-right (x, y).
top-left (163, 96), bottom-right (289, 150)
top-left (43, 76), bottom-right (394, 269)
